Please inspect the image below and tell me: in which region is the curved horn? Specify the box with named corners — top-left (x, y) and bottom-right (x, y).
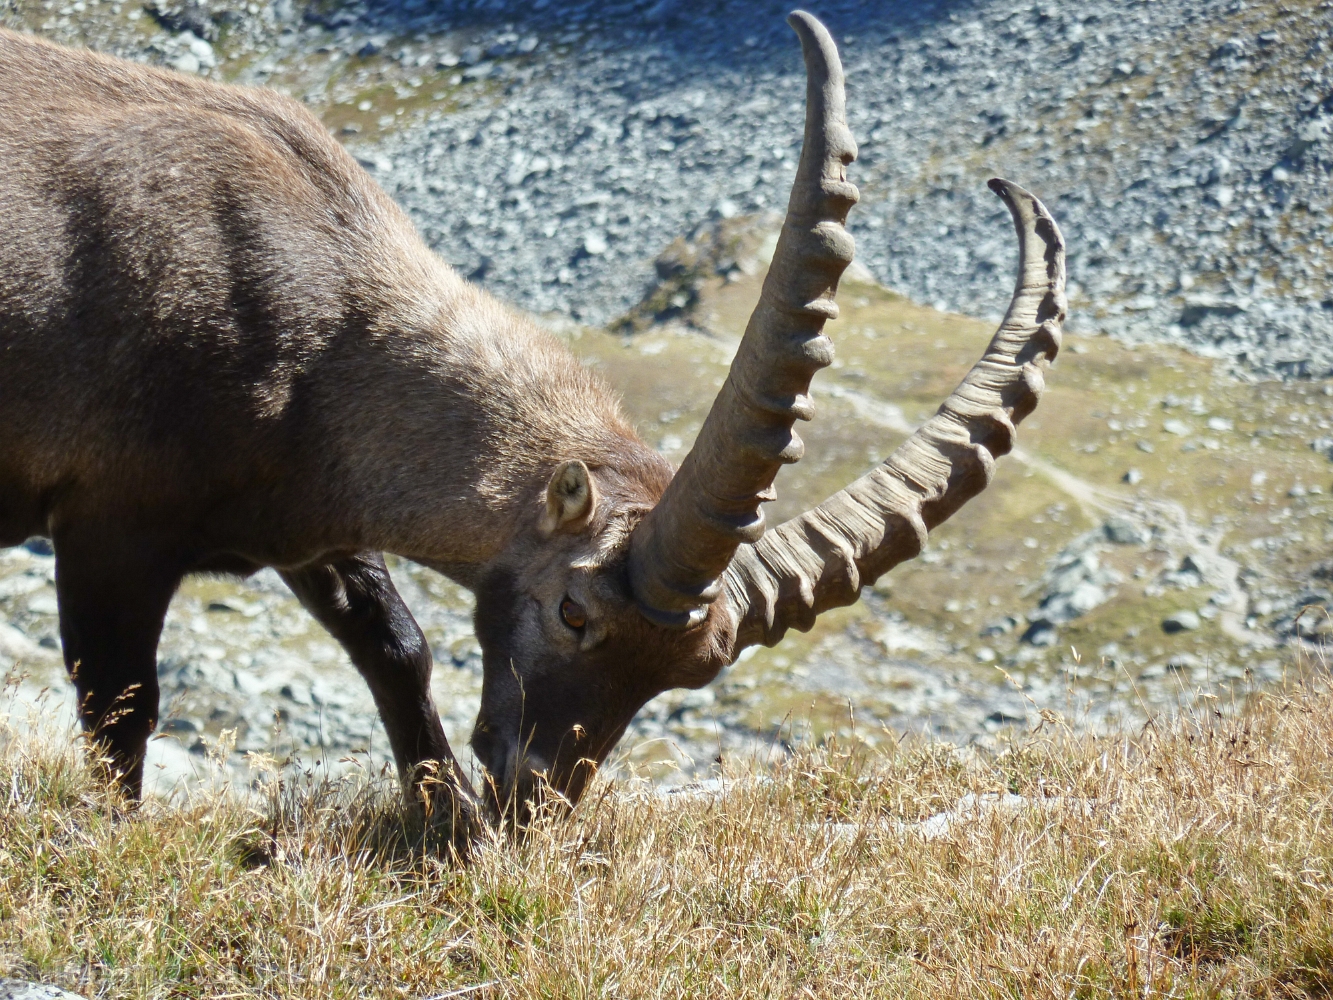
top-left (723, 179), bottom-right (1066, 651)
top-left (629, 10), bottom-right (859, 627)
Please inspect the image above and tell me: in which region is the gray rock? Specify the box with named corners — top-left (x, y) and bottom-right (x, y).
top-left (180, 32), bottom-right (215, 68)
top-left (1162, 610), bottom-right (1201, 633)
top-left (0, 622), bottom-right (42, 660)
top-left (1027, 530), bottom-right (1122, 630)
top-left (1103, 516), bottom-right (1149, 545)
top-left (583, 230), bottom-right (609, 256)
top-left (169, 51), bottom-right (200, 74)
top-left (1021, 621), bottom-right (1058, 647)
top-left (1178, 295), bottom-right (1247, 328)
top-left (0, 982), bottom-right (87, 1000)
top-left (980, 614), bottom-right (1023, 637)
top-left (356, 155), bottom-right (394, 174)
top-left (143, 0), bottom-right (214, 40)
top-left (1179, 551), bottom-right (1230, 587)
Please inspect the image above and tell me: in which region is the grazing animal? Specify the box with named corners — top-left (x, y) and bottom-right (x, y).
top-left (0, 12), bottom-right (1064, 838)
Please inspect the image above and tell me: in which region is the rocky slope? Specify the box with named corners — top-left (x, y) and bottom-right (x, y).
top-left (6, 0), bottom-right (1333, 374)
top-left (369, 0), bottom-right (1333, 380)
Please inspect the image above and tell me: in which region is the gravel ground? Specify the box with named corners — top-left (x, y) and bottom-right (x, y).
top-left (9, 0), bottom-right (1331, 374)
top-left (341, 0), bottom-right (1333, 376)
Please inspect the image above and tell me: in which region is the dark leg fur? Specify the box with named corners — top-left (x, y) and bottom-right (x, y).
top-left (54, 533), bottom-right (181, 798)
top-left (281, 553), bottom-right (479, 844)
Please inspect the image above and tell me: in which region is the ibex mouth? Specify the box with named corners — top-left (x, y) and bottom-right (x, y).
top-left (475, 728), bottom-right (609, 829)
top-left (480, 750), bottom-right (569, 829)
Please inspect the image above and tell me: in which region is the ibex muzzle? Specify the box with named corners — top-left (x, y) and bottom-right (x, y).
top-left (0, 12), bottom-right (1064, 841)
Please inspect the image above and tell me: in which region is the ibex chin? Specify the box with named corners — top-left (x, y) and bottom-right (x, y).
top-left (0, 12), bottom-right (1064, 839)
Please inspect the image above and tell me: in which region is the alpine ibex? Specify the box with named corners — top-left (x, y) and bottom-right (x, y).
top-left (0, 12), bottom-right (1065, 838)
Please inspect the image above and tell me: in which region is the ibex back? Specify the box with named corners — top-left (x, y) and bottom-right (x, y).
top-left (0, 13), bottom-right (1065, 842)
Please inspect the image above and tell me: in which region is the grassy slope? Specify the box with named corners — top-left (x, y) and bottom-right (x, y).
top-left (3, 679), bottom-right (1332, 998)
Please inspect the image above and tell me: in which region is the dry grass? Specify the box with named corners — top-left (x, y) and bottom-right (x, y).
top-left (3, 673), bottom-right (1333, 999)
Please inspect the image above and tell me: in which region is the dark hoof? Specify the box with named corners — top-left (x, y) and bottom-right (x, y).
top-left (406, 763), bottom-right (484, 861)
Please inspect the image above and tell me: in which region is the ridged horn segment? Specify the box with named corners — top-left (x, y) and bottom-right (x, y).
top-left (722, 179), bottom-right (1066, 652)
top-left (628, 10), bottom-right (859, 628)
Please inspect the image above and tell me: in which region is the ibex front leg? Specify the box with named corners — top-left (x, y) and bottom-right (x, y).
top-left (280, 553), bottom-right (479, 848)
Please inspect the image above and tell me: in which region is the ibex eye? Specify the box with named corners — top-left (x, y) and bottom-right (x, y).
top-left (560, 598), bottom-right (587, 630)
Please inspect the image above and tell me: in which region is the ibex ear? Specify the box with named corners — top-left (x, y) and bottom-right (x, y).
top-left (540, 460), bottom-right (598, 535)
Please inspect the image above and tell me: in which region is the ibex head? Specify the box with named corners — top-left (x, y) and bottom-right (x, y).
top-left (470, 455), bottom-right (735, 816)
top-left (468, 11), bottom-right (1065, 822)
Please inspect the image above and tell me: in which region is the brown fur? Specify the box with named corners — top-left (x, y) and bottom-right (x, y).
top-left (0, 28), bottom-right (653, 566)
top-left (0, 29), bottom-right (731, 829)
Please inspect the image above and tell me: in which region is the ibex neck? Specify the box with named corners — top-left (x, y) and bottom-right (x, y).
top-left (310, 273), bottom-right (651, 578)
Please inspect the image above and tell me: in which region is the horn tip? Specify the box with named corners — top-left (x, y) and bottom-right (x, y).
top-left (988, 177), bottom-right (1066, 257)
top-left (987, 176), bottom-right (1026, 204)
top-left (786, 9), bottom-right (835, 51)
